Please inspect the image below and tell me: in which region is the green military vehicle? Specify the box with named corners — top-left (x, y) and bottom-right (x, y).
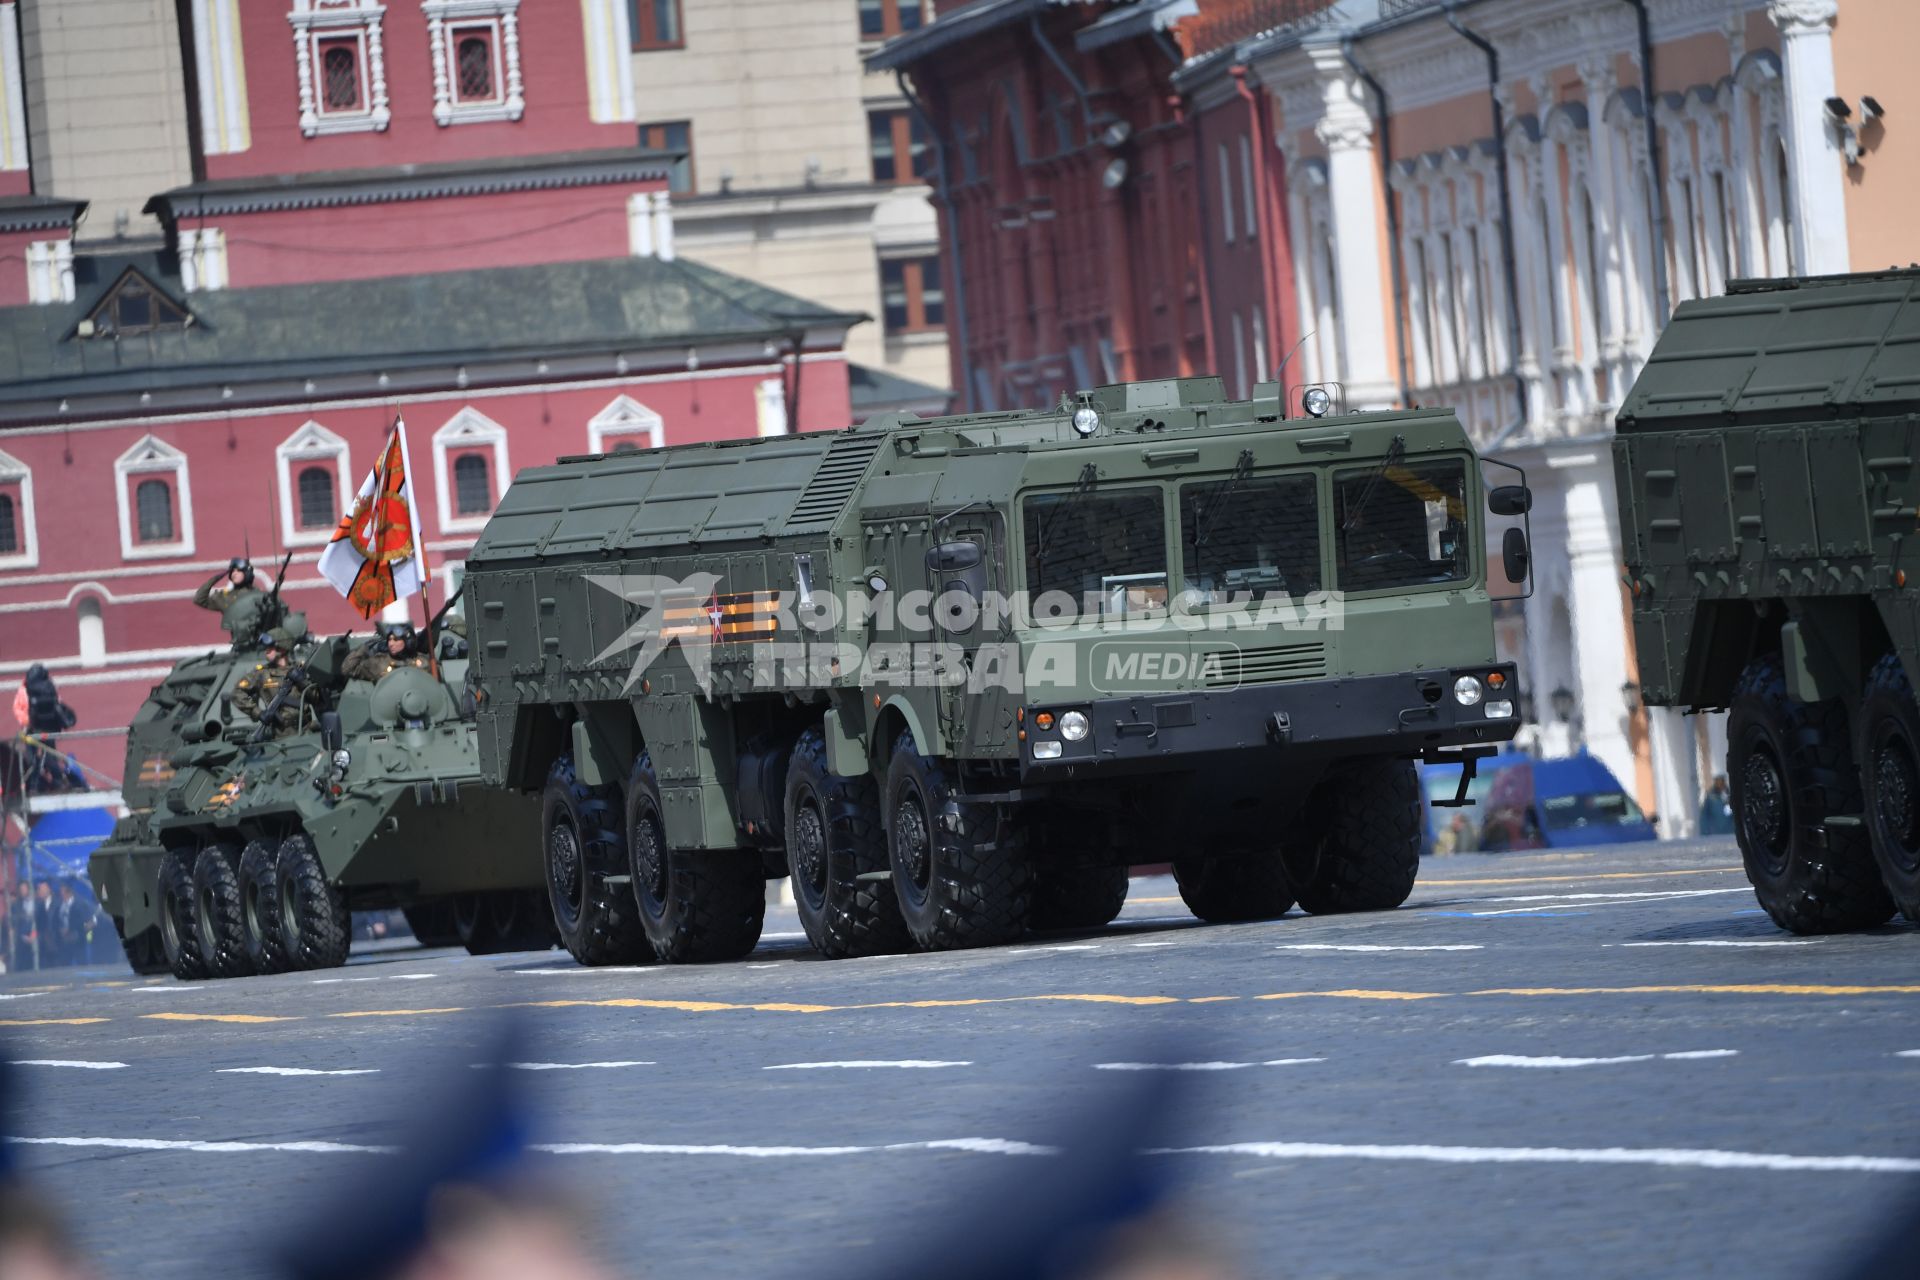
top-left (1616, 267), bottom-right (1920, 932)
top-left (464, 376), bottom-right (1525, 966)
top-left (92, 625), bottom-right (548, 979)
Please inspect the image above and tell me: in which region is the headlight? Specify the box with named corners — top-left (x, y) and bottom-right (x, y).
top-left (330, 749), bottom-right (351, 773)
top-left (1453, 676), bottom-right (1483, 706)
top-left (1484, 699), bottom-right (1514, 719)
top-left (1032, 740), bottom-right (1063, 760)
top-left (1302, 386), bottom-right (1333, 417)
top-left (1071, 406), bottom-right (1100, 436)
top-left (1058, 710), bottom-right (1090, 742)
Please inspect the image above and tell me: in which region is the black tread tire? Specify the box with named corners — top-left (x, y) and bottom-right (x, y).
top-left (626, 753), bottom-right (766, 963)
top-left (1173, 854), bottom-right (1294, 923)
top-left (402, 901), bottom-right (461, 948)
top-left (884, 730), bottom-right (1030, 950)
top-left (192, 846), bottom-right (252, 978)
top-left (544, 755), bottom-right (649, 966)
top-left (784, 727), bottom-right (909, 959)
top-left (115, 918), bottom-right (170, 975)
top-left (239, 838), bottom-right (289, 975)
top-left (1728, 652), bottom-right (1894, 934)
top-left (275, 832), bottom-right (349, 970)
top-left (1029, 865), bottom-right (1130, 932)
top-left (1857, 651), bottom-right (1920, 921)
top-left (1291, 758), bottom-right (1423, 914)
top-left (453, 891), bottom-right (556, 956)
top-left (156, 850), bottom-right (207, 980)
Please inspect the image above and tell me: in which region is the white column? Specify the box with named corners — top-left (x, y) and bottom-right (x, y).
top-left (1648, 706), bottom-right (1700, 838)
top-left (1581, 57), bottom-right (1629, 404)
top-left (756, 377), bottom-right (788, 436)
top-left (1768, 0), bottom-right (1849, 274)
top-left (1309, 47), bottom-right (1397, 409)
top-left (190, 0), bottom-right (253, 155)
top-left (627, 193), bottom-right (654, 257)
top-left (1281, 154), bottom-right (1324, 385)
top-left (651, 192), bottom-right (675, 261)
top-left (0, 1), bottom-right (25, 174)
top-left (1558, 450), bottom-right (1637, 794)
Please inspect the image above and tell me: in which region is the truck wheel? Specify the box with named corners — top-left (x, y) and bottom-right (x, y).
top-left (544, 755), bottom-right (648, 965)
top-left (784, 727), bottom-right (908, 958)
top-left (884, 730), bottom-right (1030, 950)
top-left (1172, 855), bottom-right (1294, 923)
top-left (238, 839), bottom-right (289, 974)
top-left (402, 901), bottom-right (461, 948)
top-left (1728, 653), bottom-right (1894, 934)
top-left (275, 833), bottom-right (350, 969)
top-left (626, 753), bottom-right (765, 963)
top-left (1856, 652), bottom-right (1920, 921)
top-left (192, 846), bottom-right (253, 978)
top-left (156, 851), bottom-right (207, 980)
top-left (1291, 758), bottom-right (1423, 914)
top-left (1029, 866), bottom-right (1129, 932)
top-left (115, 918), bottom-right (170, 976)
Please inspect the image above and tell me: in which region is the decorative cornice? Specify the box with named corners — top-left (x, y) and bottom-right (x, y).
top-left (1766, 0), bottom-right (1837, 34)
top-left (0, 197), bottom-right (88, 235)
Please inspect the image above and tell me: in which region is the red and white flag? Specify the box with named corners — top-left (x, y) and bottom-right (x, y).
top-left (318, 417), bottom-right (429, 619)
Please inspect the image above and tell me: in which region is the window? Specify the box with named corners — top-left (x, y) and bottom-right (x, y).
top-left (589, 395), bottom-right (665, 453)
top-left (1239, 136), bottom-right (1257, 240)
top-left (455, 27), bottom-right (498, 103)
top-left (425, 3), bottom-right (523, 125)
top-left (297, 466), bottom-right (336, 530)
top-left (1023, 488), bottom-right (1167, 618)
top-left (629, 0), bottom-right (683, 49)
top-left (639, 121), bottom-right (694, 194)
top-left (290, 0), bottom-right (389, 137)
top-left (136, 479), bottom-right (175, 543)
top-left (85, 269), bottom-right (188, 338)
top-left (114, 435), bottom-right (193, 559)
top-left (1180, 474), bottom-right (1321, 603)
top-left (859, 0), bottom-right (924, 40)
top-left (318, 36), bottom-right (364, 113)
top-left (880, 255), bottom-right (944, 333)
top-left (453, 455), bottom-right (492, 516)
top-left (77, 598), bottom-right (105, 667)
top-left (433, 407), bottom-right (510, 532)
top-left (0, 449), bottom-right (35, 570)
top-left (1333, 458), bottom-right (1470, 593)
top-left (1218, 143), bottom-right (1235, 243)
top-left (274, 421), bottom-right (349, 546)
top-left (0, 492), bottom-right (15, 554)
top-left (869, 109), bottom-right (932, 184)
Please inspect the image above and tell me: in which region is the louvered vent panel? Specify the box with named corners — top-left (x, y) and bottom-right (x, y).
top-left (784, 434), bottom-right (887, 532)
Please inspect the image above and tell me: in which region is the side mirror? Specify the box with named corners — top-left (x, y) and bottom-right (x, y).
top-left (925, 541), bottom-right (983, 573)
top-left (1502, 527), bottom-right (1531, 585)
top-left (927, 540), bottom-right (988, 633)
top-left (320, 711), bottom-right (343, 754)
top-left (1489, 485), bottom-right (1532, 517)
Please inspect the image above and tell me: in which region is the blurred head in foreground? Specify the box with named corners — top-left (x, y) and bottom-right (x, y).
top-left (0, 1058), bottom-right (96, 1280)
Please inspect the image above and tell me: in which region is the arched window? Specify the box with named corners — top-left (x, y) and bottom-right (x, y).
top-left (457, 34), bottom-right (494, 100)
top-left (0, 492), bottom-right (14, 554)
top-left (453, 454), bottom-right (492, 516)
top-left (135, 479), bottom-right (174, 543)
top-left (297, 465), bottom-right (336, 530)
top-left (77, 597), bottom-right (105, 667)
top-left (322, 43), bottom-right (361, 112)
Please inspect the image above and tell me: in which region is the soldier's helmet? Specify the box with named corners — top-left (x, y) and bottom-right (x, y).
top-left (228, 556), bottom-right (255, 588)
top-left (382, 621), bottom-right (417, 653)
top-left (260, 627), bottom-right (295, 653)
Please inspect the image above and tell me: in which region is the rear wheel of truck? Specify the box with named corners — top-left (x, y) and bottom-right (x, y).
top-left (1172, 853), bottom-right (1294, 923)
top-left (156, 850), bottom-right (207, 980)
top-left (115, 918), bottom-right (170, 975)
top-left (784, 728), bottom-right (908, 958)
top-left (238, 838), bottom-right (289, 974)
top-left (884, 731), bottom-right (1030, 950)
top-left (192, 845), bottom-right (253, 978)
top-left (544, 755), bottom-right (649, 965)
top-left (1856, 652), bottom-right (1920, 922)
top-left (275, 832), bottom-right (350, 970)
top-left (453, 891), bottom-right (555, 955)
top-left (1728, 653), bottom-right (1895, 934)
top-left (1290, 758), bottom-right (1423, 914)
top-left (402, 901), bottom-right (461, 948)
top-left (1028, 865), bottom-right (1129, 932)
top-left (627, 753), bottom-right (765, 963)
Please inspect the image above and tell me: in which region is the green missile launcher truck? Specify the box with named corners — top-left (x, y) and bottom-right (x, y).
top-left (91, 627), bottom-right (548, 979)
top-left (1616, 266), bottom-right (1920, 933)
top-left (463, 377), bottom-right (1526, 966)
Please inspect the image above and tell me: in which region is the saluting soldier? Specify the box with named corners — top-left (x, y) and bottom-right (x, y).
top-left (193, 557), bottom-right (268, 649)
top-left (342, 622), bottom-right (432, 683)
top-left (231, 629), bottom-right (306, 738)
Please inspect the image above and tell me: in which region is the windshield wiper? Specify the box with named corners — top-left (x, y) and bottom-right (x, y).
top-left (1033, 463), bottom-right (1099, 567)
top-left (1187, 449), bottom-right (1255, 578)
top-left (1339, 434), bottom-right (1407, 535)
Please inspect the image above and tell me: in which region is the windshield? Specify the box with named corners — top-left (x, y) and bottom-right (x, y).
top-left (1180, 473), bottom-right (1322, 604)
top-left (1023, 487), bottom-right (1167, 617)
top-left (1540, 790), bottom-right (1648, 830)
top-left (1333, 458), bottom-right (1471, 592)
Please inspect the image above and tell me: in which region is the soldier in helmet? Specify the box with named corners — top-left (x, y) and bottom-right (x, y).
top-left (344, 621), bottom-right (432, 683)
top-left (193, 556), bottom-right (269, 650)
top-left (231, 628), bottom-right (307, 738)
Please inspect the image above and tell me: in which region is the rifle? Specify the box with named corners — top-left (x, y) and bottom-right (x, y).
top-left (249, 665), bottom-right (309, 745)
top-left (265, 549), bottom-right (294, 618)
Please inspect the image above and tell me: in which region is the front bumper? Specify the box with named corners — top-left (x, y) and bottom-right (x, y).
top-left (1020, 664), bottom-right (1518, 780)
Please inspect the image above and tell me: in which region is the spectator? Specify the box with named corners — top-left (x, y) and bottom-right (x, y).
top-left (9, 883), bottom-right (37, 972)
top-left (32, 882), bottom-right (53, 966)
top-left (1699, 774), bottom-right (1735, 837)
top-left (1435, 812), bottom-right (1479, 856)
top-left (15, 666), bottom-right (81, 792)
top-left (53, 881), bottom-right (85, 968)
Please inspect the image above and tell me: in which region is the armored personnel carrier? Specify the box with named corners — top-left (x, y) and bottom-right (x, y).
top-left (1616, 266), bottom-right (1920, 932)
top-left (464, 376), bottom-right (1525, 966)
top-left (92, 628), bottom-right (547, 978)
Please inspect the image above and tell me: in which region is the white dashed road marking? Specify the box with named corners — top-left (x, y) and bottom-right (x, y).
top-left (10, 1060), bottom-right (127, 1070)
top-left (502, 1062), bottom-right (655, 1071)
top-left (1610, 941), bottom-right (1820, 948)
top-left (311, 974), bottom-right (438, 984)
top-left (216, 1067), bottom-right (381, 1077)
top-left (1457, 889), bottom-right (1750, 917)
top-left (1004, 945), bottom-right (1101, 955)
top-left (532, 1138), bottom-right (1055, 1157)
top-left (1151, 1141), bottom-right (1920, 1174)
top-left (763, 1061), bottom-right (971, 1071)
top-left (1095, 1059), bottom-right (1325, 1071)
top-left (132, 986), bottom-right (203, 993)
top-left (9, 1136), bottom-right (394, 1155)
top-left (1897, 1050), bottom-right (1920, 1058)
top-left (0, 992), bottom-right (47, 1001)
top-left (1457, 1051), bottom-right (1740, 1068)
top-left (1276, 944), bottom-right (1483, 952)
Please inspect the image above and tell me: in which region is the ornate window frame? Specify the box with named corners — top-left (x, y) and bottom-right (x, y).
top-left (114, 435), bottom-right (196, 561)
top-left (424, 0), bottom-right (524, 126)
top-left (588, 395), bottom-right (664, 453)
top-left (288, 1), bottom-right (391, 138)
top-left (275, 420), bottom-right (351, 547)
top-left (0, 446), bottom-right (38, 571)
top-left (432, 407), bottom-right (509, 534)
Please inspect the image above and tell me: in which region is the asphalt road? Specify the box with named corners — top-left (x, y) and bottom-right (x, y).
top-left (4, 836), bottom-right (1918, 1279)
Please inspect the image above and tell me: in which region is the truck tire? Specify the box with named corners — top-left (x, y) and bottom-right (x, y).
top-left (1172, 854), bottom-right (1294, 923)
top-left (275, 832), bottom-right (350, 970)
top-left (452, 891), bottom-right (554, 955)
top-left (238, 838), bottom-right (290, 974)
top-left (1029, 865), bottom-right (1129, 932)
top-left (626, 753), bottom-right (765, 963)
top-left (1728, 653), bottom-right (1895, 934)
top-left (884, 730), bottom-right (1030, 950)
top-left (403, 901), bottom-right (461, 948)
top-left (156, 850), bottom-right (208, 980)
top-left (784, 727), bottom-right (908, 958)
top-left (192, 846), bottom-right (253, 978)
top-left (544, 755), bottom-right (649, 965)
top-left (116, 919), bottom-right (170, 975)
top-left (1291, 758), bottom-right (1423, 914)
top-left (1856, 652), bottom-right (1920, 921)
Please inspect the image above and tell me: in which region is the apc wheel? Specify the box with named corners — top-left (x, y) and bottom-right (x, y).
top-left (1857, 652), bottom-right (1920, 921)
top-left (1173, 854), bottom-right (1294, 923)
top-left (784, 727), bottom-right (908, 958)
top-left (453, 891), bottom-right (555, 955)
top-left (115, 918), bottom-right (170, 976)
top-left (402, 901), bottom-right (461, 948)
top-left (1291, 758), bottom-right (1423, 914)
top-left (192, 846), bottom-right (252, 978)
top-left (884, 731), bottom-right (1030, 950)
top-left (1029, 865), bottom-right (1129, 932)
top-left (275, 833), bottom-right (349, 970)
top-left (627, 753), bottom-right (765, 963)
top-left (1728, 653), bottom-right (1894, 934)
top-left (238, 839), bottom-right (289, 974)
top-left (156, 850), bottom-right (207, 980)
top-left (543, 755), bottom-right (648, 965)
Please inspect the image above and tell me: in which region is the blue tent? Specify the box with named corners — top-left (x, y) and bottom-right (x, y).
top-left (17, 808), bottom-right (115, 883)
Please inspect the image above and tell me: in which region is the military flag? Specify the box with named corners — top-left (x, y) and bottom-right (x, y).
top-left (318, 417), bottom-right (428, 618)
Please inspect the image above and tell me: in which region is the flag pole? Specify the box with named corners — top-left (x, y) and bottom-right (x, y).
top-left (393, 414), bottom-right (437, 677)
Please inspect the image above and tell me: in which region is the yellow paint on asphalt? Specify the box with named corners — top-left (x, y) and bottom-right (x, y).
top-left (1470, 984), bottom-right (1920, 997)
top-left (0, 1017), bottom-right (109, 1026)
top-left (141, 1012), bottom-right (296, 1024)
top-left (1256, 989), bottom-right (1450, 1002)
